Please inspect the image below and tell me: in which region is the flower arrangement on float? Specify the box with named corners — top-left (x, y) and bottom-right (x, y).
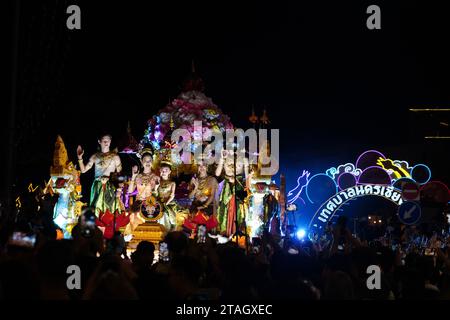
top-left (141, 90), bottom-right (233, 158)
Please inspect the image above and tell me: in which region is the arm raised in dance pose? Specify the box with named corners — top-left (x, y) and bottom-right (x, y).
top-left (77, 146), bottom-right (95, 174)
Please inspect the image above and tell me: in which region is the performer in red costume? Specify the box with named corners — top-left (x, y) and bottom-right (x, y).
top-left (183, 161), bottom-right (219, 235)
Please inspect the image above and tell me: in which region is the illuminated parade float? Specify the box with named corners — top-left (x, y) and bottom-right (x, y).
top-left (28, 69), bottom-right (284, 249)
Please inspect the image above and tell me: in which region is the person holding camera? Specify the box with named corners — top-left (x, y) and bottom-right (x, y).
top-left (71, 208), bottom-right (105, 258)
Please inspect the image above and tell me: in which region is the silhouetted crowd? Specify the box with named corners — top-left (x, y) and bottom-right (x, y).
top-left (2, 225), bottom-right (450, 300)
top-left (1, 198), bottom-right (450, 300)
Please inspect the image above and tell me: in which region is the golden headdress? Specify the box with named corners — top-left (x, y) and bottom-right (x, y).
top-left (137, 147), bottom-right (153, 159)
top-left (158, 150), bottom-right (173, 168)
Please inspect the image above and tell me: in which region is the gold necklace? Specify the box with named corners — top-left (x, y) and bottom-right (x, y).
top-left (198, 175), bottom-right (208, 188)
top-left (160, 179), bottom-right (171, 188)
top-left (140, 172), bottom-right (154, 186)
top-left (97, 152), bottom-right (114, 167)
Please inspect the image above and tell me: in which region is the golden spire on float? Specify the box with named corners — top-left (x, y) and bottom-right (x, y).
top-left (260, 109), bottom-right (270, 126)
top-left (118, 120), bottom-right (139, 153)
top-left (249, 106), bottom-right (258, 125)
top-left (50, 135), bottom-right (70, 175)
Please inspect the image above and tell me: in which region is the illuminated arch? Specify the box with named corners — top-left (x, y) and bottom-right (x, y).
top-left (308, 184), bottom-right (403, 232)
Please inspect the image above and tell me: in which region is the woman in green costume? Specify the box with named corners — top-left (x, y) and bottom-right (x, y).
top-left (77, 134), bottom-right (122, 216)
top-left (215, 148), bottom-right (249, 236)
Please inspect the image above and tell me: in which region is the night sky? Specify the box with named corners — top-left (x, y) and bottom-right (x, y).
top-left (3, 0), bottom-right (450, 199)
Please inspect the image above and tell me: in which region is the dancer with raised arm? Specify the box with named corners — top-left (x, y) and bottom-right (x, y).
top-left (215, 147), bottom-right (249, 236)
top-left (183, 161), bottom-right (219, 234)
top-left (77, 134), bottom-right (122, 216)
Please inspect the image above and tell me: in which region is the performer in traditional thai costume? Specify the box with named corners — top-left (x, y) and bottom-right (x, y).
top-left (52, 177), bottom-right (74, 239)
top-left (52, 165), bottom-right (84, 238)
top-left (124, 148), bottom-right (160, 237)
top-left (50, 136), bottom-right (84, 238)
top-left (215, 148), bottom-right (249, 236)
top-left (155, 161), bottom-right (178, 232)
top-left (183, 161), bottom-right (219, 234)
top-left (77, 134), bottom-right (122, 217)
top-left (264, 183), bottom-right (281, 237)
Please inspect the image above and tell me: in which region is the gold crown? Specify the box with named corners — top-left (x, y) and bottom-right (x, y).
top-left (160, 160), bottom-right (173, 168)
top-left (137, 147), bottom-right (153, 159)
top-left (158, 149), bottom-right (173, 168)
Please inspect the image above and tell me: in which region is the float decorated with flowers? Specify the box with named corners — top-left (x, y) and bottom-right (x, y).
top-left (139, 71), bottom-right (234, 175)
